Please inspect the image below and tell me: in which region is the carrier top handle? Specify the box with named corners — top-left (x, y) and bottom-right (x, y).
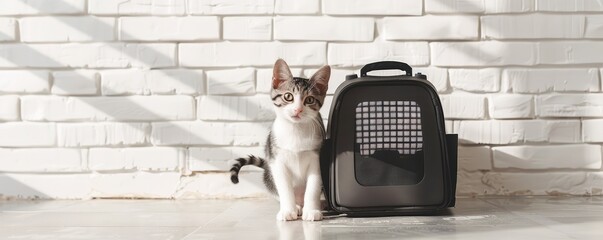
top-left (360, 61), bottom-right (413, 77)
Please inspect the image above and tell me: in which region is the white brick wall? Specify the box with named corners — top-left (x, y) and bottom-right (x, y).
top-left (189, 147), bottom-right (264, 171)
top-left (0, 43), bottom-right (176, 68)
top-left (0, 95), bottom-right (19, 121)
top-left (180, 42), bottom-right (326, 67)
top-left (0, 0), bottom-right (85, 15)
top-left (536, 0), bottom-right (603, 12)
top-left (274, 17), bottom-right (374, 41)
top-left (20, 17), bottom-right (115, 42)
top-left (482, 14), bottom-right (584, 39)
top-left (586, 16), bottom-right (603, 38)
top-left (231, 122), bottom-right (271, 146)
top-left (187, 0), bottom-right (274, 15)
top-left (275, 0), bottom-right (319, 14)
top-left (0, 0), bottom-right (601, 199)
top-left (0, 148), bottom-right (84, 172)
top-left (458, 146), bottom-right (492, 171)
top-left (503, 68), bottom-right (599, 93)
top-left (0, 173), bottom-right (92, 199)
top-left (583, 119), bottom-right (603, 143)
top-left (101, 69), bottom-right (204, 95)
top-left (456, 120), bottom-right (581, 144)
top-left (485, 0), bottom-right (534, 13)
top-left (223, 17), bottom-right (272, 41)
top-left (425, 0), bottom-right (484, 13)
top-left (440, 94), bottom-right (486, 119)
top-left (489, 94), bottom-right (534, 119)
top-left (323, 0), bottom-right (422, 15)
top-left (0, 18), bottom-right (17, 41)
top-left (52, 70), bottom-right (98, 95)
top-left (89, 147), bottom-right (183, 171)
top-left (0, 70), bottom-right (49, 93)
top-left (89, 0), bottom-right (186, 15)
top-left (151, 122), bottom-right (233, 146)
top-left (481, 172), bottom-right (600, 195)
top-left (449, 68), bottom-right (500, 92)
top-left (329, 42), bottom-right (429, 67)
top-left (57, 123), bottom-right (150, 147)
top-left (22, 96), bottom-right (195, 121)
top-left (197, 95), bottom-right (274, 121)
top-left (537, 94), bottom-right (603, 117)
top-left (493, 145), bottom-right (602, 170)
top-left (432, 42), bottom-right (536, 66)
top-left (384, 16), bottom-right (478, 40)
top-left (207, 68), bottom-right (255, 95)
top-left (119, 17), bottom-right (219, 41)
top-left (539, 41), bottom-right (603, 64)
top-left (0, 123), bottom-right (56, 147)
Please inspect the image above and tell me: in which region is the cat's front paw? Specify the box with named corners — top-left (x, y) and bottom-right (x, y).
top-left (302, 209), bottom-right (323, 221)
top-left (276, 209), bottom-right (298, 221)
top-left (296, 205), bottom-right (302, 216)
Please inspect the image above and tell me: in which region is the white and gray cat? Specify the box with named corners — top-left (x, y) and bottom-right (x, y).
top-left (230, 59), bottom-right (331, 221)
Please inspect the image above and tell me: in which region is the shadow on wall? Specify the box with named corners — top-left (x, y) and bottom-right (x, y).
top-left (0, 174), bottom-right (49, 199)
top-left (0, 32), bottom-right (11, 41)
top-left (2, 0), bottom-right (600, 199)
top-left (0, 0), bottom-right (276, 199)
top-left (433, 0), bottom-right (603, 196)
top-left (0, 0), bottom-right (524, 199)
top-left (487, 147), bottom-right (601, 195)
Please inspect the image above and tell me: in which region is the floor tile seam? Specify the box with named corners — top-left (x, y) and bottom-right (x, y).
top-left (180, 202), bottom-right (243, 239)
top-left (507, 210), bottom-right (578, 240)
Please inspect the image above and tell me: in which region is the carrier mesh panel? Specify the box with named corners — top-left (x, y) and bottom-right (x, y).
top-left (355, 101), bottom-right (423, 156)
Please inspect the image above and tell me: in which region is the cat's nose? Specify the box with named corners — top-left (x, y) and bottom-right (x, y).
top-left (293, 108), bottom-right (304, 116)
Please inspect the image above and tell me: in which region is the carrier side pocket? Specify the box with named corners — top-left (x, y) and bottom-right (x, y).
top-left (319, 139), bottom-right (333, 199)
top-left (445, 134), bottom-right (458, 207)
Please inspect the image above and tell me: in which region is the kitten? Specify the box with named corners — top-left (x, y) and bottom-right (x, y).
top-left (230, 59), bottom-right (330, 221)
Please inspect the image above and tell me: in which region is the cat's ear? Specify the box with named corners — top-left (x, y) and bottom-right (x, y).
top-left (272, 58), bottom-right (292, 89)
top-left (310, 65), bottom-right (331, 95)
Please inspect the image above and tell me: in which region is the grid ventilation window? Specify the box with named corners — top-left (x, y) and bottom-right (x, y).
top-left (355, 101), bottom-right (423, 156)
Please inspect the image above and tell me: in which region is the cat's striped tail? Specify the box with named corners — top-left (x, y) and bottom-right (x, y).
top-left (230, 155), bottom-right (267, 184)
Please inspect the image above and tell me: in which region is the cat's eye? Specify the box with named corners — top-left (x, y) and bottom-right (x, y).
top-left (305, 96), bottom-right (315, 105)
top-left (283, 92), bottom-right (294, 102)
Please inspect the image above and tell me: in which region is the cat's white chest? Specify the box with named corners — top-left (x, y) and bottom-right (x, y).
top-left (272, 119), bottom-right (321, 152)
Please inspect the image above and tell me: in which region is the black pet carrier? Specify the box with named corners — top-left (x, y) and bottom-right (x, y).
top-left (320, 61), bottom-right (458, 217)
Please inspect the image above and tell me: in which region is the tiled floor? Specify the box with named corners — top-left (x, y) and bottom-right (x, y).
top-left (0, 197), bottom-right (602, 239)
